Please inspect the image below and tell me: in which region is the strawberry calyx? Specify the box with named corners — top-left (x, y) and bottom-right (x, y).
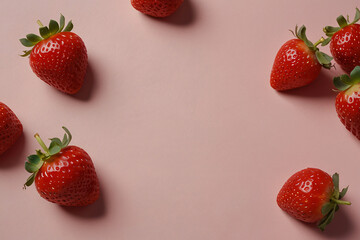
top-left (19, 14), bottom-right (73, 57)
top-left (318, 173), bottom-right (351, 231)
top-left (333, 66), bottom-right (360, 91)
top-left (23, 126), bottom-right (72, 189)
top-left (291, 25), bottom-right (333, 69)
top-left (323, 8), bottom-right (360, 42)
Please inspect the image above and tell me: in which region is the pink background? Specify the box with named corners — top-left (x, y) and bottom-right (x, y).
top-left (0, 0), bottom-right (359, 239)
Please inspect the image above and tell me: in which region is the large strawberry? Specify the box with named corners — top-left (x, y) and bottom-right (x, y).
top-left (323, 8), bottom-right (360, 74)
top-left (131, 0), bottom-right (184, 18)
top-left (333, 66), bottom-right (360, 140)
top-left (24, 127), bottom-right (99, 207)
top-left (20, 15), bottom-right (87, 94)
top-left (270, 25), bottom-right (332, 91)
top-left (0, 102), bottom-right (22, 155)
top-left (277, 168), bottom-right (350, 231)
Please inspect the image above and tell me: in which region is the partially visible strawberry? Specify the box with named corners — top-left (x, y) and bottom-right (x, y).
top-left (277, 168), bottom-right (350, 231)
top-left (131, 0), bottom-right (184, 18)
top-left (334, 66), bottom-right (360, 140)
top-left (0, 102), bottom-right (22, 155)
top-left (24, 127), bottom-right (99, 207)
top-left (323, 8), bottom-right (360, 74)
top-left (270, 25), bottom-right (332, 91)
top-left (20, 15), bottom-right (87, 94)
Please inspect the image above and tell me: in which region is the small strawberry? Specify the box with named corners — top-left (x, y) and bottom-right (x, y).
top-left (24, 127), bottom-right (99, 207)
top-left (270, 25), bottom-right (332, 91)
top-left (333, 66), bottom-right (360, 140)
top-left (277, 168), bottom-right (350, 231)
top-left (131, 0), bottom-right (184, 18)
top-left (0, 102), bottom-right (22, 155)
top-left (323, 8), bottom-right (360, 74)
top-left (20, 15), bottom-right (87, 94)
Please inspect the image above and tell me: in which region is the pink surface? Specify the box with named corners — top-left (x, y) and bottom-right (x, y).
top-left (0, 0), bottom-right (360, 239)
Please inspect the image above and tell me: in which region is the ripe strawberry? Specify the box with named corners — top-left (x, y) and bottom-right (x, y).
top-left (333, 66), bottom-right (360, 140)
top-left (24, 127), bottom-right (99, 207)
top-left (131, 0), bottom-right (184, 18)
top-left (20, 15), bottom-right (87, 94)
top-left (277, 168), bottom-right (350, 231)
top-left (323, 8), bottom-right (360, 74)
top-left (270, 25), bottom-right (332, 91)
top-left (0, 102), bottom-right (22, 155)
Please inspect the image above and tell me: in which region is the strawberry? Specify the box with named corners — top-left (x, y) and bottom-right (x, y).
top-left (270, 25), bottom-right (332, 91)
top-left (323, 8), bottom-right (360, 74)
top-left (0, 102), bottom-right (22, 155)
top-left (333, 66), bottom-right (360, 140)
top-left (131, 0), bottom-right (184, 18)
top-left (24, 127), bottom-right (99, 207)
top-left (20, 15), bottom-right (87, 94)
top-left (277, 168), bottom-right (350, 231)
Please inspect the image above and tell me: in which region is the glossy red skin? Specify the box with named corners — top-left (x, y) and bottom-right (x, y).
top-left (270, 39), bottom-right (322, 91)
top-left (330, 24), bottom-right (360, 74)
top-left (35, 146), bottom-right (99, 206)
top-left (335, 86), bottom-right (360, 140)
top-left (29, 32), bottom-right (88, 94)
top-left (0, 102), bottom-right (22, 155)
top-left (277, 168), bottom-right (334, 223)
top-left (131, 0), bottom-right (184, 17)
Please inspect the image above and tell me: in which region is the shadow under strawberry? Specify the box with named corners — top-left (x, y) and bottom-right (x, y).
top-left (303, 208), bottom-right (355, 238)
top-left (144, 0), bottom-right (196, 26)
top-left (277, 70), bottom-right (338, 99)
top-left (71, 61), bottom-right (98, 101)
top-left (0, 133), bottom-right (26, 169)
top-left (281, 207), bottom-right (354, 237)
top-left (60, 172), bottom-right (107, 219)
top-left (321, 208), bottom-right (355, 238)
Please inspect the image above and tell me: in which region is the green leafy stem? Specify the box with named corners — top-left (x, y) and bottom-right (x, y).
top-left (24, 127), bottom-right (72, 189)
top-left (291, 25), bottom-right (333, 69)
top-left (318, 173), bottom-right (351, 231)
top-left (286, 8), bottom-right (360, 70)
top-left (333, 66), bottom-right (360, 91)
top-left (323, 7), bottom-right (360, 38)
top-left (19, 14), bottom-right (73, 57)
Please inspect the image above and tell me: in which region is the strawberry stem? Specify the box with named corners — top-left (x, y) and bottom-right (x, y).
top-left (37, 20), bottom-right (44, 27)
top-left (314, 37), bottom-right (325, 47)
top-left (331, 198), bottom-right (351, 205)
top-left (34, 133), bottom-right (50, 155)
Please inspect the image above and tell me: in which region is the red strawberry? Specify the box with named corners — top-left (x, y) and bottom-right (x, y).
top-left (20, 15), bottom-right (87, 94)
top-left (270, 25), bottom-right (332, 91)
top-left (277, 168), bottom-right (350, 231)
top-left (324, 8), bottom-right (360, 74)
top-left (24, 127), bottom-right (99, 207)
top-left (334, 66), bottom-right (360, 140)
top-left (131, 0), bottom-right (184, 18)
top-left (0, 102), bottom-right (22, 155)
